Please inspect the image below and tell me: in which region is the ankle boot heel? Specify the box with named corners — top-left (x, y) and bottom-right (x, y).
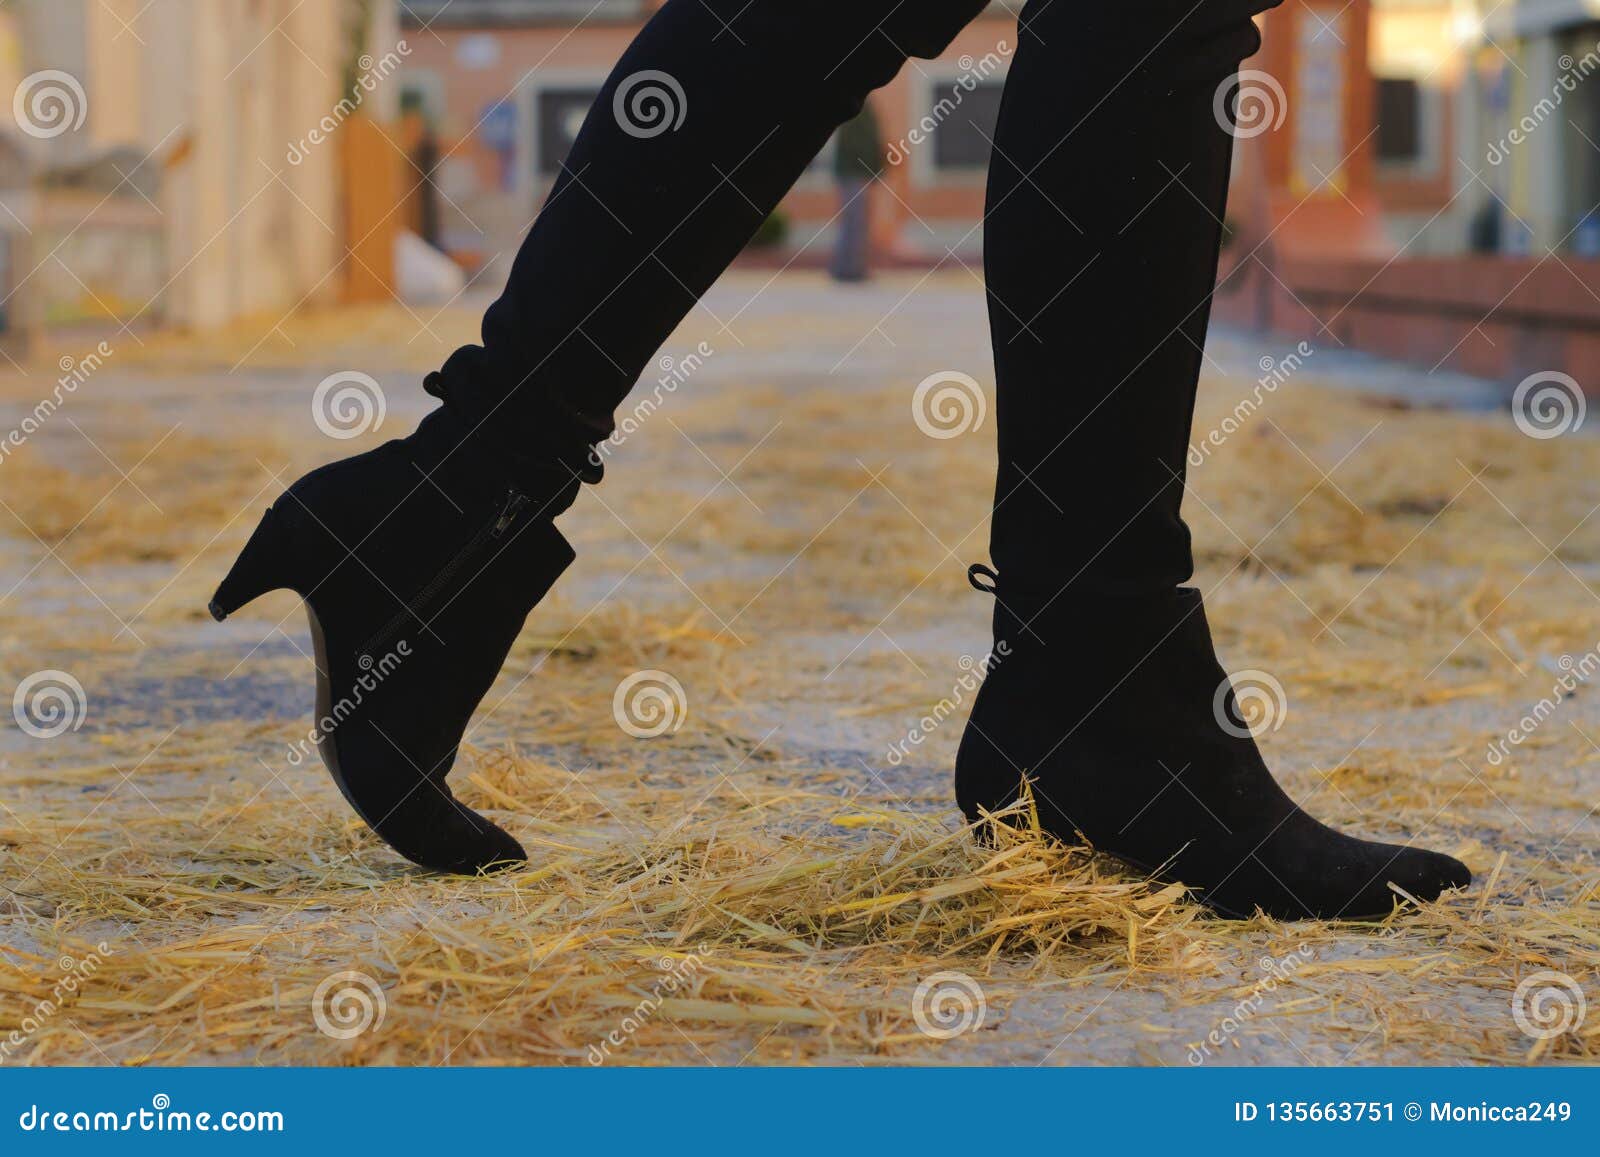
top-left (209, 506), bottom-right (300, 621)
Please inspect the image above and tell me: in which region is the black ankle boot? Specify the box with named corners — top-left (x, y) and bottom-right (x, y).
top-left (211, 407), bottom-right (582, 874)
top-left (954, 566), bottom-right (1471, 920)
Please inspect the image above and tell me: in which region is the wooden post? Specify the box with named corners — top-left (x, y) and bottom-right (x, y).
top-left (341, 117), bottom-right (402, 303)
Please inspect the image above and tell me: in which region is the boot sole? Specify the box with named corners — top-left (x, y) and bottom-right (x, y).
top-left (1098, 845), bottom-right (1427, 923)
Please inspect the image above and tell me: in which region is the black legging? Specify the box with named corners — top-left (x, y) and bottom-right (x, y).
top-left (428, 0), bottom-right (1278, 599)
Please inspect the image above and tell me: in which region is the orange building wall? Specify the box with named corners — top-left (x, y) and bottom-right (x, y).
top-left (399, 15), bottom-right (1017, 266)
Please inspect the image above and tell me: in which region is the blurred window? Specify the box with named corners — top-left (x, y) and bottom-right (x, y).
top-left (1375, 77), bottom-right (1422, 164)
top-left (536, 87), bottom-right (603, 177)
top-left (927, 80), bottom-right (1006, 172)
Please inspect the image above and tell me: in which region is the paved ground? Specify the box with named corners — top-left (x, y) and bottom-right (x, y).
top-left (0, 270), bottom-right (1596, 1066)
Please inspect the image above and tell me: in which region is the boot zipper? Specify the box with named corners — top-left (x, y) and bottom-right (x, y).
top-left (358, 489), bottom-right (528, 664)
top-left (493, 492), bottom-right (530, 535)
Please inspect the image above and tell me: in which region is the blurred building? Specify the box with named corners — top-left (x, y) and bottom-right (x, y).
top-left (1215, 0), bottom-right (1600, 389)
top-left (395, 0), bottom-right (1019, 278)
top-left (1354, 0), bottom-right (1600, 257)
top-left (1471, 0), bottom-right (1600, 254)
top-left (1, 0), bottom-right (404, 350)
top-left (399, 0), bottom-right (1600, 389)
top-left (1370, 0), bottom-right (1478, 253)
top-left (6, 0), bottom-right (1597, 390)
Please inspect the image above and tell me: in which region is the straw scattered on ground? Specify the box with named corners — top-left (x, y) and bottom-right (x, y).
top-left (1, 274), bottom-right (1596, 1066)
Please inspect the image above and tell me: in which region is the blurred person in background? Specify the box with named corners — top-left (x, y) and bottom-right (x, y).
top-left (399, 95), bottom-right (442, 251)
top-left (829, 99), bottom-right (885, 283)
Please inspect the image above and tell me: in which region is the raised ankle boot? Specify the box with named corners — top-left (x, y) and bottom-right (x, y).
top-left (954, 566), bottom-right (1471, 920)
top-left (211, 406), bottom-right (582, 874)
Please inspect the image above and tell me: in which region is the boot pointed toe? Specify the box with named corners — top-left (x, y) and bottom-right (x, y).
top-left (400, 809), bottom-right (527, 876)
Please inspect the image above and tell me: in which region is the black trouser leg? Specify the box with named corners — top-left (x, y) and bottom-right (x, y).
top-left (984, 0), bottom-right (1279, 597)
top-left (429, 0), bottom-right (989, 484)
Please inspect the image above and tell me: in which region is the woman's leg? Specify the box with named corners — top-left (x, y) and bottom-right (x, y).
top-left (213, 0), bottom-right (991, 872)
top-left (983, 0), bottom-right (1272, 591)
top-left (430, 0), bottom-right (991, 493)
top-left (957, 0), bottom-right (1471, 918)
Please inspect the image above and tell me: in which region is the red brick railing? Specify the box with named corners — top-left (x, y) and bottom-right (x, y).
top-left (1213, 252), bottom-right (1600, 392)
